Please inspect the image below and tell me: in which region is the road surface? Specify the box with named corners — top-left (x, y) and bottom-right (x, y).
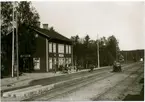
top-left (25, 62), bottom-right (144, 101)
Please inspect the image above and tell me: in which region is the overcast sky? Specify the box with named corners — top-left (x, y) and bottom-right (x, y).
top-left (32, 1), bottom-right (145, 50)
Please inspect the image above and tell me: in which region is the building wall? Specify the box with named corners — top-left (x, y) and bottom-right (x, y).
top-left (33, 34), bottom-right (72, 72)
top-left (33, 34), bottom-right (46, 72)
top-left (48, 42), bottom-right (72, 71)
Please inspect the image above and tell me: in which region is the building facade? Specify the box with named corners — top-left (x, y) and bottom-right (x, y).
top-left (31, 25), bottom-right (73, 72)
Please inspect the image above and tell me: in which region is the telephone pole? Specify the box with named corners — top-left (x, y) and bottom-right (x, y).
top-left (12, 1), bottom-right (19, 79)
top-left (16, 2), bottom-right (19, 80)
top-left (126, 51), bottom-right (127, 64)
top-left (0, 2), bottom-right (1, 73)
top-left (97, 34), bottom-right (100, 68)
top-left (12, 1), bottom-right (15, 77)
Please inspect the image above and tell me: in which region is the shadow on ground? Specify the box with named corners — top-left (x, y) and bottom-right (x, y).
top-left (123, 78), bottom-right (144, 101)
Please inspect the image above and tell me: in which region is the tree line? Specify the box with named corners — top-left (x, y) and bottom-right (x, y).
top-left (71, 35), bottom-right (120, 69)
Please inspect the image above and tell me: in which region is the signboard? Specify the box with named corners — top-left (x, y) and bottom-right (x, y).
top-left (33, 58), bottom-right (40, 70)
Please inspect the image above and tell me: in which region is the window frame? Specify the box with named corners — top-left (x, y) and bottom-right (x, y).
top-left (49, 42), bottom-right (52, 53)
top-left (58, 44), bottom-right (64, 53)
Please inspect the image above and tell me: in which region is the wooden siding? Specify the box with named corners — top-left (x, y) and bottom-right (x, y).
top-left (33, 35), bottom-right (46, 72)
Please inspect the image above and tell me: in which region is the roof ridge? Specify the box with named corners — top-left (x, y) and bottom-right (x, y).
top-left (34, 27), bottom-right (71, 43)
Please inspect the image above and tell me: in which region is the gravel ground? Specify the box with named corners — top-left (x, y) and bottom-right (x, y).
top-left (93, 67), bottom-right (144, 101)
top-left (50, 62), bottom-right (143, 101)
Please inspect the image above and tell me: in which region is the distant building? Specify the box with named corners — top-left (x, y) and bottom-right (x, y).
top-left (120, 49), bottom-right (144, 62)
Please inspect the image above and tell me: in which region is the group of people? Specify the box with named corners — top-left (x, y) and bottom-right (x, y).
top-left (52, 63), bottom-right (72, 74)
top-left (74, 64), bottom-right (95, 72)
top-left (63, 64), bottom-right (72, 73)
top-left (53, 63), bottom-right (96, 74)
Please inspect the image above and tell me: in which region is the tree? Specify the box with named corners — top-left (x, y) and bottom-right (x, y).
top-left (1, 2), bottom-right (13, 36)
top-left (106, 35), bottom-right (119, 64)
top-left (71, 34), bottom-right (120, 68)
top-left (1, 1), bottom-right (40, 74)
top-left (84, 35), bottom-right (90, 68)
top-left (84, 35), bottom-right (90, 47)
top-left (17, 1), bottom-right (40, 55)
top-left (99, 37), bottom-right (108, 66)
top-left (17, 1), bottom-right (39, 27)
top-left (1, 2), bottom-right (13, 76)
top-left (71, 35), bottom-right (80, 66)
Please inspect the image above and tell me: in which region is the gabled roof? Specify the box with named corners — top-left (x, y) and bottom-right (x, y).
top-left (29, 26), bottom-right (72, 44)
top-left (4, 25), bottom-right (72, 44)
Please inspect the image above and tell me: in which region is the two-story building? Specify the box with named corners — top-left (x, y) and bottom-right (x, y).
top-left (4, 23), bottom-right (73, 75)
top-left (30, 24), bottom-right (73, 72)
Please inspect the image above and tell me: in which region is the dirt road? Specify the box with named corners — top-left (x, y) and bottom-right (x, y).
top-left (28, 62), bottom-right (143, 101)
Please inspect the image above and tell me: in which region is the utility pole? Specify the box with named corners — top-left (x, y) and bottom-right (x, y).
top-left (116, 46), bottom-right (117, 61)
top-left (0, 2), bottom-right (1, 74)
top-left (12, 2), bottom-right (15, 77)
top-left (97, 34), bottom-right (100, 68)
top-left (16, 2), bottom-right (19, 80)
top-left (126, 51), bottom-right (127, 64)
top-left (71, 45), bottom-right (74, 68)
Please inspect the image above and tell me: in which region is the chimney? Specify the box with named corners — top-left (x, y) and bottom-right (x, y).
top-left (36, 21), bottom-right (41, 28)
top-left (43, 24), bottom-right (48, 30)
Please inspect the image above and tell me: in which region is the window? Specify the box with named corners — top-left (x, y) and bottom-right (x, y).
top-left (66, 45), bottom-right (68, 54)
top-left (66, 58), bottom-right (69, 64)
top-left (49, 58), bottom-right (52, 69)
top-left (58, 58), bottom-right (65, 66)
top-left (69, 45), bottom-right (71, 54)
top-left (53, 43), bottom-right (56, 53)
top-left (58, 44), bottom-right (64, 53)
top-left (53, 58), bottom-right (57, 65)
top-left (49, 42), bottom-right (52, 53)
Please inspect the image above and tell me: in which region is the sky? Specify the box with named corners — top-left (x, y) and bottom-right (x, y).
top-left (32, 1), bottom-right (145, 50)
